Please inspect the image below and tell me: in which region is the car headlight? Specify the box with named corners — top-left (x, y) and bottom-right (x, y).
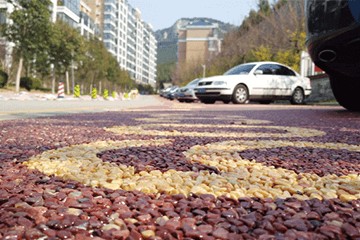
top-left (213, 81), bottom-right (227, 86)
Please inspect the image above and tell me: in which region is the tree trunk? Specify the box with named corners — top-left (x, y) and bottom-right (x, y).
top-left (15, 57), bottom-right (23, 93)
top-left (66, 71), bottom-right (70, 95)
top-left (51, 65), bottom-right (56, 94)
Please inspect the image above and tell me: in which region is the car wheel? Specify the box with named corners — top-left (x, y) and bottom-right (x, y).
top-left (223, 100), bottom-right (231, 104)
top-left (290, 87), bottom-right (305, 105)
top-left (329, 74), bottom-right (360, 111)
top-left (232, 84), bottom-right (248, 104)
top-left (201, 99), bottom-right (216, 104)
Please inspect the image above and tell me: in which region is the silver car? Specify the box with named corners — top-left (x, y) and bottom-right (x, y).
top-left (195, 61), bottom-right (311, 104)
top-left (177, 78), bottom-right (202, 103)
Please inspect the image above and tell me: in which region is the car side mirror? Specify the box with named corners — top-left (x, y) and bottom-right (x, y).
top-left (254, 70), bottom-right (263, 75)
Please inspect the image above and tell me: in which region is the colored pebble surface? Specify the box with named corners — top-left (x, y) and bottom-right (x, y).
top-left (0, 111), bottom-right (359, 239)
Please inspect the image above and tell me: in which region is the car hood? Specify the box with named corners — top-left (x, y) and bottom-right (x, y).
top-left (199, 74), bottom-right (245, 83)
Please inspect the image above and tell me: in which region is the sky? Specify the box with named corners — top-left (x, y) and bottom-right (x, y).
top-left (127, 0), bottom-right (259, 31)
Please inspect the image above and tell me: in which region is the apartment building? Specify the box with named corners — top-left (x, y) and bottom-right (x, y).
top-left (81, 0), bottom-right (104, 38)
top-left (56, 0), bottom-right (80, 28)
top-left (178, 20), bottom-right (222, 65)
top-left (103, 0), bottom-right (157, 87)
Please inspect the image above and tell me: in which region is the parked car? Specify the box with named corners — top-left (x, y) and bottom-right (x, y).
top-left (305, 0), bottom-right (360, 111)
top-left (177, 78), bottom-right (202, 103)
top-left (159, 86), bottom-right (172, 97)
top-left (164, 86), bottom-right (179, 100)
top-left (194, 61), bottom-right (311, 104)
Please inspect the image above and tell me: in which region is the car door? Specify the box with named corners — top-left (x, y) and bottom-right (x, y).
top-left (252, 64), bottom-right (278, 96)
top-left (273, 65), bottom-right (297, 96)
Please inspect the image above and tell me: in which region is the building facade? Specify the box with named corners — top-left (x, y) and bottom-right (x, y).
top-left (103, 0), bottom-right (157, 87)
top-left (56, 0), bottom-right (80, 28)
top-left (81, 0), bottom-right (104, 38)
top-left (178, 20), bottom-right (222, 65)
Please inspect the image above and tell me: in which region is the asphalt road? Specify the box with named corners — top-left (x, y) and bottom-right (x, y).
top-left (0, 95), bottom-right (165, 120)
top-left (0, 94), bottom-right (343, 121)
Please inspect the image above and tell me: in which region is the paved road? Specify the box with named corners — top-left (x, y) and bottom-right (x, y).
top-left (0, 94), bottom-right (344, 121)
top-left (0, 95), bottom-right (165, 120)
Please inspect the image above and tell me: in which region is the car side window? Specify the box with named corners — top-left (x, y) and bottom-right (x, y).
top-left (274, 65), bottom-right (296, 76)
top-left (256, 64), bottom-right (274, 75)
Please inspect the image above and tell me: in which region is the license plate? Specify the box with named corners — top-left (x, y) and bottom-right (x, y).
top-left (198, 88), bottom-right (206, 93)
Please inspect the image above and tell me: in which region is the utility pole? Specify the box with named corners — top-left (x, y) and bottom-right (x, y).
top-left (202, 64), bottom-right (206, 78)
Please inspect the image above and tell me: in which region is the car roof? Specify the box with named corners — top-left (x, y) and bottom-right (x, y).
top-left (231, 61), bottom-right (296, 71)
top-left (242, 61), bottom-right (287, 66)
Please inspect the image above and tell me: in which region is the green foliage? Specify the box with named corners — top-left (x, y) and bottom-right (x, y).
top-left (2, 0), bottom-right (53, 92)
top-left (49, 21), bottom-right (84, 74)
top-left (157, 44), bottom-right (177, 65)
top-left (91, 87), bottom-right (97, 99)
top-left (3, 0), bottom-right (52, 62)
top-left (0, 70), bottom-right (8, 88)
top-left (156, 62), bottom-right (176, 88)
top-left (20, 76), bottom-right (41, 91)
top-left (273, 31), bottom-right (306, 72)
top-left (103, 89), bottom-right (109, 100)
top-left (74, 84), bottom-right (80, 98)
top-left (258, 0), bottom-right (271, 15)
top-left (112, 91), bottom-right (116, 99)
top-left (249, 45), bottom-right (273, 62)
top-left (137, 84), bottom-right (155, 94)
top-left (76, 38), bottom-right (134, 93)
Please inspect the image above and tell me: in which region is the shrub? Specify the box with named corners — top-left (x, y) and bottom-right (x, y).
top-left (20, 77), bottom-right (42, 91)
top-left (0, 70), bottom-right (8, 88)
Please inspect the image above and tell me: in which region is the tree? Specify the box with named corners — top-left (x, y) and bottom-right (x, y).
top-left (3, 0), bottom-right (52, 93)
top-left (49, 20), bottom-right (84, 94)
top-left (76, 38), bottom-right (135, 94)
top-left (156, 62), bottom-right (175, 89)
top-left (258, 0), bottom-right (271, 15)
top-left (250, 45), bottom-right (273, 62)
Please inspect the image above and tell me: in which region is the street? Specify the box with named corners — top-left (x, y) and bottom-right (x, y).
top-left (0, 95), bottom-right (165, 120)
top-left (0, 97), bottom-right (359, 239)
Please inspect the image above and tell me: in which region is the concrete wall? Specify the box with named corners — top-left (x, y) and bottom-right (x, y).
top-left (307, 74), bottom-right (336, 103)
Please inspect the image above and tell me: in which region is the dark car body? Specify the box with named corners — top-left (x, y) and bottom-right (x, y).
top-left (305, 0), bottom-right (360, 111)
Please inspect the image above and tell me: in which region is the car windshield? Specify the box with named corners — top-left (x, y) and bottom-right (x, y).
top-left (187, 79), bottom-right (201, 86)
top-left (224, 64), bottom-right (256, 75)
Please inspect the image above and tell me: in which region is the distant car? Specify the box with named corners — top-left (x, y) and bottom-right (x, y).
top-left (194, 61), bottom-right (311, 104)
top-left (305, 0), bottom-right (360, 111)
top-left (165, 86), bottom-right (179, 100)
top-left (159, 87), bottom-right (172, 97)
top-left (177, 78), bottom-right (201, 103)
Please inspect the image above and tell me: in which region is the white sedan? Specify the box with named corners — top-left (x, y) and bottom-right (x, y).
top-left (194, 61), bottom-right (312, 104)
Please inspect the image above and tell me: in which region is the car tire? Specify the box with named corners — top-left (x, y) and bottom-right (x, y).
top-left (223, 100), bottom-right (231, 104)
top-left (290, 87), bottom-right (305, 105)
top-left (329, 73), bottom-right (360, 111)
top-left (232, 84), bottom-right (248, 104)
